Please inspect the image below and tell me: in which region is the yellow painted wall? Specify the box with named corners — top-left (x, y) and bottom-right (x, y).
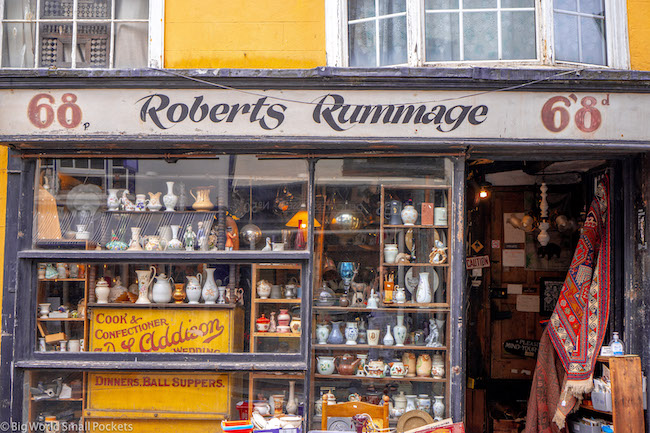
top-left (165, 0), bottom-right (326, 69)
top-left (0, 146), bottom-right (7, 353)
top-left (628, 0), bottom-right (650, 70)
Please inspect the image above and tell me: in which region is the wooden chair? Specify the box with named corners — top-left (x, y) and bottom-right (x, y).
top-left (322, 394), bottom-right (390, 431)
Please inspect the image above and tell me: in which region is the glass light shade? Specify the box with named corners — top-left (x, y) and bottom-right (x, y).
top-left (286, 204), bottom-right (321, 229)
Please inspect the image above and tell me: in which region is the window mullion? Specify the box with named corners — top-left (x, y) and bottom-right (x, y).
top-left (458, 0), bottom-right (464, 61)
top-left (407, 0), bottom-right (425, 66)
top-left (375, 0), bottom-right (380, 66)
top-left (34, 0), bottom-right (42, 67)
top-left (539, 0), bottom-right (554, 64)
top-left (497, 0), bottom-right (502, 59)
top-left (109, 0), bottom-right (115, 68)
top-left (71, 0), bottom-right (78, 68)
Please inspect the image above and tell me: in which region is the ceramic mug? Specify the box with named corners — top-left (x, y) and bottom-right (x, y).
top-left (68, 340), bottom-right (81, 352)
top-left (367, 329), bottom-right (381, 346)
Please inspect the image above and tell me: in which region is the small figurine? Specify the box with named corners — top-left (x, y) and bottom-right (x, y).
top-left (120, 190), bottom-right (135, 211)
top-left (429, 240), bottom-right (448, 265)
top-left (425, 319), bottom-right (441, 347)
top-left (106, 230), bottom-right (128, 251)
top-left (268, 311), bottom-right (277, 333)
top-left (184, 224), bottom-right (197, 251)
top-left (225, 229), bottom-right (237, 251)
top-left (261, 237), bottom-right (272, 251)
top-left (197, 221), bottom-right (208, 251)
top-left (208, 225), bottom-right (219, 251)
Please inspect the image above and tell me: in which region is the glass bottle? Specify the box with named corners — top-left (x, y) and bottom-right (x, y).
top-left (609, 331), bottom-right (624, 356)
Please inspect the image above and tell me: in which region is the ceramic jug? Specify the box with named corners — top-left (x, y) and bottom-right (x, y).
top-left (327, 321), bottom-right (345, 344)
top-left (403, 352), bottom-right (417, 377)
top-left (389, 360), bottom-right (407, 378)
top-left (202, 267), bottom-right (218, 304)
top-left (186, 274), bottom-right (202, 304)
top-left (135, 194), bottom-right (147, 211)
top-left (356, 353), bottom-right (368, 376)
top-left (394, 286), bottom-right (407, 304)
top-left (191, 187), bottom-right (214, 211)
top-left (388, 200), bottom-right (402, 225)
top-left (147, 191), bottom-right (162, 211)
top-left (152, 273), bottom-right (173, 303)
top-left (416, 354), bottom-right (432, 377)
top-left (135, 266), bottom-right (156, 304)
top-left (128, 227), bottom-right (143, 251)
top-left (107, 189), bottom-right (120, 211)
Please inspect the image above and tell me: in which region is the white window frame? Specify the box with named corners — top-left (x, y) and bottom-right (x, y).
top-left (325, 0), bottom-right (629, 68)
top-left (0, 0), bottom-right (164, 69)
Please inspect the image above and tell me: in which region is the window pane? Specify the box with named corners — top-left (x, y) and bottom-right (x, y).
top-left (39, 23), bottom-right (74, 67)
top-left (579, 0), bottom-right (605, 15)
top-left (463, 0), bottom-right (497, 10)
top-left (41, 0), bottom-right (74, 18)
top-left (378, 16), bottom-right (407, 65)
top-left (75, 23), bottom-right (110, 67)
top-left (554, 12), bottom-right (579, 61)
top-left (425, 12), bottom-right (460, 61)
top-left (114, 22), bottom-right (148, 68)
top-left (116, 0), bottom-right (149, 19)
top-left (502, 0), bottom-right (534, 8)
top-left (349, 21), bottom-right (376, 66)
top-left (349, 0), bottom-right (375, 20)
top-left (4, 0), bottom-right (36, 19)
top-left (425, 0), bottom-right (460, 10)
top-left (554, 0), bottom-right (577, 12)
top-left (76, 0), bottom-right (110, 19)
top-left (501, 11), bottom-right (536, 59)
top-left (580, 17), bottom-right (606, 65)
top-left (463, 12), bottom-right (497, 60)
top-left (2, 22), bottom-right (35, 67)
top-left (378, 0), bottom-right (406, 15)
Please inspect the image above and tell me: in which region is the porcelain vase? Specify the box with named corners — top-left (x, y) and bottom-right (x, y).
top-left (383, 324), bottom-right (395, 346)
top-left (128, 227), bottom-right (143, 251)
top-left (316, 323), bottom-right (330, 344)
top-left (433, 396), bottom-right (445, 420)
top-left (163, 181), bottom-right (178, 212)
top-left (107, 189), bottom-right (120, 211)
top-left (286, 380), bottom-right (298, 415)
top-left (95, 279), bottom-right (110, 304)
top-left (345, 321), bottom-right (359, 345)
top-left (431, 353), bottom-right (445, 378)
top-left (327, 321), bottom-right (345, 344)
top-left (202, 267), bottom-right (218, 304)
top-left (394, 314), bottom-right (407, 346)
top-left (384, 244), bottom-right (398, 264)
top-left (405, 395), bottom-right (417, 412)
top-left (416, 354), bottom-right (432, 377)
top-left (217, 286), bottom-right (226, 304)
top-left (415, 272), bottom-right (432, 304)
top-left (401, 201), bottom-right (418, 225)
top-left (167, 225), bottom-right (183, 250)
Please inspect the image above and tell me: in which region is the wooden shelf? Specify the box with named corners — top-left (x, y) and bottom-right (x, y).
top-left (87, 302), bottom-right (237, 309)
top-left (253, 332), bottom-right (301, 338)
top-left (382, 262), bottom-right (449, 267)
top-left (384, 225), bottom-right (448, 229)
top-left (314, 373), bottom-right (446, 383)
top-left (37, 317), bottom-right (85, 322)
top-left (38, 278), bottom-right (86, 282)
top-left (254, 298), bottom-right (302, 304)
top-left (31, 397), bottom-right (83, 402)
top-left (20, 250), bottom-right (311, 263)
top-left (249, 372), bottom-right (306, 380)
top-left (580, 403), bottom-right (612, 415)
top-left (313, 344), bottom-right (447, 351)
top-left (314, 305), bottom-right (449, 313)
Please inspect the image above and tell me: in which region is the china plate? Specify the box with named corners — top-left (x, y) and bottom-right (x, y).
top-left (405, 267), bottom-right (439, 294)
top-left (405, 228), bottom-right (414, 252)
top-left (396, 410), bottom-right (434, 433)
top-left (434, 228), bottom-right (447, 247)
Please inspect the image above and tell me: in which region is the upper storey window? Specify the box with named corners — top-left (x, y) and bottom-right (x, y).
top-left (0, 0), bottom-right (163, 68)
top-left (326, 0), bottom-right (629, 68)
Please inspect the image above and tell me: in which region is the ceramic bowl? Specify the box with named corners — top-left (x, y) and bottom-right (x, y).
top-left (277, 325), bottom-right (291, 333)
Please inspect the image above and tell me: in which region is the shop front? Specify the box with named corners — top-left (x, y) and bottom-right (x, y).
top-left (0, 69), bottom-right (647, 432)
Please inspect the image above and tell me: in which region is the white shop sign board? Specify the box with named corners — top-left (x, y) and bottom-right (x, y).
top-left (0, 89), bottom-right (644, 142)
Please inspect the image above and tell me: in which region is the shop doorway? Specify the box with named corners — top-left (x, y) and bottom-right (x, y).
top-left (464, 159), bottom-right (620, 433)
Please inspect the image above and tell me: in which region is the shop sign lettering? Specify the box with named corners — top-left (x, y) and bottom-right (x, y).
top-left (90, 308), bottom-right (230, 353)
top-left (541, 94), bottom-right (608, 133)
top-left (503, 338), bottom-right (539, 358)
top-left (466, 255), bottom-right (491, 269)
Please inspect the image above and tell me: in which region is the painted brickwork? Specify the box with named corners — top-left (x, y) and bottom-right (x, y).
top-left (164, 0), bottom-right (326, 68)
top-left (628, 0), bottom-right (650, 70)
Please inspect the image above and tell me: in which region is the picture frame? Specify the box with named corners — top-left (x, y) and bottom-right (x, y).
top-left (540, 278), bottom-right (564, 316)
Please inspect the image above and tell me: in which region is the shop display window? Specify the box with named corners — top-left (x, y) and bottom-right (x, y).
top-left (310, 157), bottom-right (453, 427)
top-left (24, 369), bottom-right (306, 431)
top-left (35, 261), bottom-right (304, 354)
top-left (33, 157), bottom-right (308, 251)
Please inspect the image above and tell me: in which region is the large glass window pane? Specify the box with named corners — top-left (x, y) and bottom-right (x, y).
top-left (311, 157), bottom-right (452, 429)
top-left (554, 0), bottom-right (578, 12)
top-left (77, 23), bottom-right (110, 68)
top-left (554, 13), bottom-right (580, 62)
top-left (76, 0), bottom-right (110, 19)
top-left (463, 12), bottom-right (497, 60)
top-left (114, 22), bottom-right (148, 68)
top-left (463, 0), bottom-right (497, 9)
top-left (349, 20), bottom-right (376, 66)
top-left (116, 0), bottom-right (149, 19)
top-left (502, 0), bottom-right (534, 8)
top-left (378, 16), bottom-right (407, 65)
top-left (425, 0), bottom-right (460, 10)
top-left (2, 22), bottom-right (35, 67)
top-left (38, 22), bottom-right (74, 67)
top-left (378, 0), bottom-right (406, 15)
top-left (502, 11), bottom-right (536, 59)
top-left (349, 0), bottom-right (375, 20)
top-left (425, 12), bottom-right (460, 61)
top-left (4, 0), bottom-right (36, 19)
top-left (579, 0), bottom-right (605, 15)
top-left (580, 17), bottom-right (606, 65)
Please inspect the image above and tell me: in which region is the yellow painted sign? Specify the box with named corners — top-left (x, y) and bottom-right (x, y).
top-left (90, 308), bottom-right (232, 353)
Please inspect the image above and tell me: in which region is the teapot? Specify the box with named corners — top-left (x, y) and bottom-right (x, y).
top-left (364, 359), bottom-right (388, 378)
top-left (335, 353), bottom-right (361, 376)
top-left (152, 273), bottom-right (174, 303)
top-left (191, 187), bottom-right (214, 211)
